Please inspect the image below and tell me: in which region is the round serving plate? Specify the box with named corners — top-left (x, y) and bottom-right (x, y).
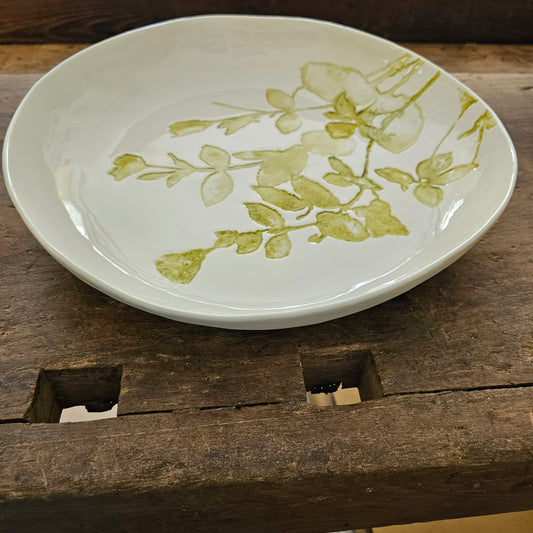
top-left (3, 16), bottom-right (517, 329)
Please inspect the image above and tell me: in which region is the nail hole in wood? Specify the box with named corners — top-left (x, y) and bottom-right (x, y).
top-left (24, 366), bottom-right (122, 423)
top-left (301, 350), bottom-right (383, 406)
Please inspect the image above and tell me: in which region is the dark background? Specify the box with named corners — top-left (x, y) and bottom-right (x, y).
top-left (0, 0), bottom-right (532, 44)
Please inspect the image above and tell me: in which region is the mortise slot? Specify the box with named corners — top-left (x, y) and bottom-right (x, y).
top-left (301, 350), bottom-right (383, 406)
top-left (24, 366), bottom-right (122, 423)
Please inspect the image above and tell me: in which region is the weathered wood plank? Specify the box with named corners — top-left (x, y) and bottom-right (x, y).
top-left (406, 44), bottom-right (533, 74)
top-left (0, 44), bottom-right (86, 73)
top-left (2, 44), bottom-right (533, 75)
top-left (1, 388), bottom-right (532, 532)
top-left (0, 0), bottom-right (532, 44)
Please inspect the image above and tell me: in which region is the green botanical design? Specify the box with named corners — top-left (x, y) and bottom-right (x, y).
top-left (109, 54), bottom-right (495, 284)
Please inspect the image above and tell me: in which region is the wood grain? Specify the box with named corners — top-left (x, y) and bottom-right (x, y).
top-left (1, 389), bottom-right (532, 532)
top-left (2, 44), bottom-right (533, 75)
top-left (0, 44), bottom-right (532, 530)
top-left (0, 0), bottom-right (532, 44)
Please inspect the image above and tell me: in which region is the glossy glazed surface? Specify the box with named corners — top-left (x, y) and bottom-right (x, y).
top-left (3, 16), bottom-right (517, 329)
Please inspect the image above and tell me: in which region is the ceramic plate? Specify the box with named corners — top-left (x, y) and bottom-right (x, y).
top-left (3, 16), bottom-right (517, 329)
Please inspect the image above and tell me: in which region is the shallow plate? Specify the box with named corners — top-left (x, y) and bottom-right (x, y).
top-left (3, 16), bottom-right (517, 329)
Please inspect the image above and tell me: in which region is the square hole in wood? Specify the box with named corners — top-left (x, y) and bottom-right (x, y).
top-left (25, 366), bottom-right (122, 423)
top-left (301, 350), bottom-right (383, 406)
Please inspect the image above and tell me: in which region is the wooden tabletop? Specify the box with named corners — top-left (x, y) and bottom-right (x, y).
top-left (1, 43), bottom-right (532, 533)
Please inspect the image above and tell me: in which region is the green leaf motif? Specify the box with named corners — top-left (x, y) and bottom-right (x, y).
top-left (328, 156), bottom-right (353, 175)
top-left (323, 173), bottom-right (354, 187)
top-left (459, 89), bottom-right (477, 114)
top-left (218, 115), bottom-right (257, 135)
top-left (201, 171), bottom-right (234, 206)
top-left (200, 145), bottom-right (231, 169)
top-left (308, 234), bottom-right (325, 244)
top-left (300, 62), bottom-right (377, 105)
top-left (108, 57), bottom-right (496, 286)
top-left (416, 153), bottom-right (453, 180)
top-left (213, 230), bottom-right (263, 254)
top-left (367, 94), bottom-right (409, 115)
top-left (458, 110), bottom-right (496, 139)
top-left (169, 120), bottom-right (212, 136)
top-left (265, 234), bottom-right (291, 259)
top-left (374, 167), bottom-right (415, 191)
top-left (235, 146), bottom-right (308, 187)
top-left (291, 176), bottom-right (340, 209)
top-left (413, 184), bottom-right (443, 207)
top-left (214, 230), bottom-right (239, 248)
top-left (430, 163), bottom-right (478, 185)
top-left (300, 131), bottom-right (355, 156)
top-left (333, 93), bottom-right (357, 119)
top-left (245, 203), bottom-right (285, 228)
top-left (137, 172), bottom-right (171, 181)
top-left (155, 249), bottom-right (208, 284)
top-left (360, 104), bottom-right (423, 153)
top-left (353, 199), bottom-right (409, 237)
top-left (168, 153), bottom-right (195, 173)
top-left (326, 122), bottom-right (357, 139)
top-left (266, 89), bottom-right (295, 111)
top-left (275, 112), bottom-right (302, 134)
top-left (109, 154), bottom-right (147, 180)
top-left (236, 232), bottom-right (263, 254)
top-left (315, 212), bottom-right (369, 242)
top-left (252, 186), bottom-right (306, 211)
top-left (323, 157), bottom-right (356, 187)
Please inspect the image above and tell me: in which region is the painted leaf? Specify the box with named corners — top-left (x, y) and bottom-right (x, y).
top-left (315, 212), bottom-right (369, 242)
top-left (361, 104), bottom-right (423, 153)
top-left (301, 131), bottom-right (355, 156)
top-left (459, 110), bottom-right (497, 139)
top-left (214, 230), bottom-right (239, 248)
top-left (167, 170), bottom-right (193, 188)
top-left (276, 112), bottom-right (302, 134)
top-left (323, 173), bottom-right (354, 187)
top-left (459, 89), bottom-right (477, 114)
top-left (300, 62), bottom-right (377, 105)
top-left (137, 172), bottom-right (171, 181)
top-left (252, 186), bottom-right (306, 211)
top-left (333, 93), bottom-right (357, 119)
top-left (416, 153), bottom-right (453, 180)
top-left (199, 145), bottom-right (231, 169)
top-left (257, 146), bottom-right (308, 187)
top-left (266, 89), bottom-right (295, 111)
top-left (354, 199), bottom-right (409, 237)
top-left (168, 153), bottom-right (195, 173)
top-left (201, 171), bottom-right (234, 206)
top-left (368, 94), bottom-right (408, 115)
top-left (374, 167), bottom-right (415, 191)
top-left (413, 184), bottom-right (444, 207)
top-left (308, 234), bottom-right (325, 244)
top-left (155, 249), bottom-right (208, 284)
top-left (328, 156), bottom-right (353, 176)
top-left (324, 111), bottom-right (345, 120)
top-left (169, 120), bottom-right (212, 136)
top-left (326, 122), bottom-right (357, 139)
top-left (109, 154), bottom-right (147, 180)
top-left (236, 232), bottom-right (263, 254)
top-left (245, 203), bottom-right (285, 228)
top-left (430, 163), bottom-right (478, 185)
top-left (291, 176), bottom-right (340, 209)
top-left (265, 234), bottom-right (291, 259)
top-left (218, 114), bottom-right (257, 135)
top-left (323, 157), bottom-right (358, 187)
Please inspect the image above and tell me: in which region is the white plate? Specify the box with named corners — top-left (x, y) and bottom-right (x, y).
top-left (3, 16), bottom-right (517, 330)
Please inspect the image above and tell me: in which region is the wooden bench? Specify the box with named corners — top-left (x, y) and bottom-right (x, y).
top-left (1, 3), bottom-right (532, 531)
